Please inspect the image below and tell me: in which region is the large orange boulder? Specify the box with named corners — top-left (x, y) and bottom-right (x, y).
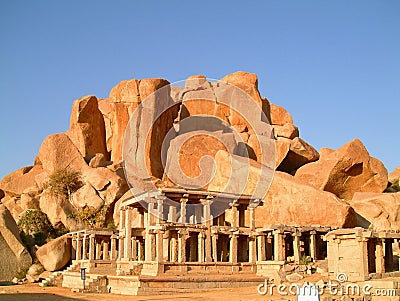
top-left (207, 150), bottom-right (355, 227)
top-left (37, 133), bottom-right (88, 175)
top-left (0, 203), bottom-right (32, 281)
top-left (295, 139), bottom-right (388, 200)
top-left (350, 192), bottom-right (400, 230)
top-left (66, 95), bottom-right (108, 159)
top-left (36, 235), bottom-right (71, 271)
top-left (0, 165), bottom-right (43, 196)
top-left (257, 172), bottom-right (356, 227)
top-left (269, 103), bottom-right (293, 125)
top-left (277, 137), bottom-right (319, 173)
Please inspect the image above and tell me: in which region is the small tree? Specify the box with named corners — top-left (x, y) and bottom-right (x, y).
top-left (69, 204), bottom-right (109, 228)
top-left (44, 168), bottom-right (82, 199)
top-left (18, 209), bottom-right (53, 248)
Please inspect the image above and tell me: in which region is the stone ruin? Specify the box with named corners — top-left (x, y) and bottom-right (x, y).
top-left (1, 71), bottom-right (400, 298)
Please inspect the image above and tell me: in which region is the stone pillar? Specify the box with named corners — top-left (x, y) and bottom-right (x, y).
top-left (168, 206), bottom-right (177, 223)
top-left (257, 235), bottom-right (266, 261)
top-left (293, 232), bottom-right (301, 264)
top-left (82, 234), bottom-right (88, 260)
top-left (124, 207), bottom-right (132, 259)
top-left (157, 197), bottom-right (164, 225)
top-left (229, 233), bottom-right (238, 263)
top-left (212, 233), bottom-right (218, 262)
top-left (71, 234), bottom-right (77, 260)
top-left (170, 235), bottom-right (178, 262)
top-left (103, 241), bottom-right (109, 260)
top-left (310, 231), bottom-right (317, 261)
top-left (273, 230), bottom-right (285, 261)
top-left (205, 232), bottom-right (212, 262)
top-left (375, 239), bottom-right (385, 274)
top-left (148, 200), bottom-right (156, 226)
top-left (180, 196), bottom-right (188, 224)
top-left (178, 230), bottom-right (187, 263)
top-left (95, 241), bottom-right (102, 260)
top-left (145, 231), bottom-right (155, 261)
top-left (155, 230), bottom-right (164, 262)
top-left (202, 200), bottom-right (211, 224)
top-left (163, 231), bottom-right (170, 262)
top-left (249, 207), bottom-right (255, 230)
top-left (110, 234), bottom-right (117, 260)
top-left (138, 240), bottom-right (144, 261)
top-left (89, 234), bottom-right (95, 260)
top-left (131, 237), bottom-right (137, 261)
top-left (198, 232), bottom-right (205, 262)
top-left (249, 235), bottom-right (257, 263)
top-left (76, 234), bottom-right (82, 260)
top-left (231, 206), bottom-right (239, 228)
top-left (119, 207), bottom-right (125, 230)
top-left (118, 235), bottom-right (124, 260)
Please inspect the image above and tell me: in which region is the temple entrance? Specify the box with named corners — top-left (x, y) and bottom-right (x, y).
top-left (186, 232), bottom-right (198, 262)
top-left (238, 235), bottom-right (249, 262)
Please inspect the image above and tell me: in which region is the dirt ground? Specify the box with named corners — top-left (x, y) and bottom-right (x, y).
top-left (0, 282), bottom-right (298, 301)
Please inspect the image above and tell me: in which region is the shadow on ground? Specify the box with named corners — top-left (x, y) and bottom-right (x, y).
top-left (0, 294), bottom-right (85, 301)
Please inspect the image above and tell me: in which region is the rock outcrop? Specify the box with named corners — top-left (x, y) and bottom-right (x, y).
top-left (66, 95), bottom-right (108, 160)
top-left (207, 150), bottom-right (355, 227)
top-left (36, 235), bottom-right (71, 271)
top-left (350, 192), bottom-right (400, 230)
top-left (389, 166), bottom-right (400, 184)
top-left (295, 139), bottom-right (388, 199)
top-left (0, 203), bottom-right (32, 281)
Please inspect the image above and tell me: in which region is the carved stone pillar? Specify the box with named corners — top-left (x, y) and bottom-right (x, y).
top-left (82, 234), bottom-right (88, 260)
top-left (124, 207), bottom-right (132, 259)
top-left (198, 232), bottom-right (205, 262)
top-left (310, 231), bottom-right (317, 261)
top-left (257, 235), bottom-right (266, 261)
top-left (293, 232), bottom-right (301, 264)
top-left (89, 234), bottom-right (95, 260)
top-left (103, 241), bottom-right (109, 260)
top-left (273, 230), bottom-right (285, 261)
top-left (110, 234), bottom-right (117, 260)
top-left (178, 230), bottom-right (187, 263)
top-left (229, 233), bottom-right (238, 263)
top-left (76, 234), bottom-right (82, 260)
top-left (249, 235), bottom-right (257, 263)
top-left (180, 195), bottom-right (188, 224)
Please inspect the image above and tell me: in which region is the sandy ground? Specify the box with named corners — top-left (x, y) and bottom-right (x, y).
top-left (0, 282), bottom-right (298, 301)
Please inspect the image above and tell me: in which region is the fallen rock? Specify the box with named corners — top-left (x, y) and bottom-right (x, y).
top-left (0, 203), bottom-right (32, 281)
top-left (272, 123), bottom-right (299, 139)
top-left (27, 263), bottom-right (44, 276)
top-left (37, 133), bottom-right (88, 175)
top-left (270, 103), bottom-right (293, 125)
top-left (66, 95), bottom-right (108, 159)
top-left (0, 165), bottom-right (43, 196)
top-left (350, 192), bottom-right (400, 230)
top-left (36, 235), bottom-right (71, 272)
top-left (275, 138), bottom-right (291, 167)
top-left (86, 153), bottom-right (108, 168)
top-left (295, 139), bottom-right (388, 199)
top-left (277, 137), bottom-right (319, 173)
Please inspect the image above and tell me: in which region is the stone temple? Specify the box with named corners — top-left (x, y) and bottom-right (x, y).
top-left (1, 72), bottom-right (400, 298)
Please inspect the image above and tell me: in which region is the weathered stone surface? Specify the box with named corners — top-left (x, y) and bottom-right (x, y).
top-left (66, 95), bottom-right (108, 159)
top-left (220, 71), bottom-right (263, 106)
top-left (36, 235), bottom-right (71, 271)
top-left (275, 138), bottom-right (291, 167)
top-left (0, 165), bottom-right (43, 196)
top-left (272, 123), bottom-right (299, 139)
top-left (37, 133), bottom-right (88, 175)
top-left (286, 272), bottom-right (304, 282)
top-left (27, 263), bottom-right (44, 276)
top-left (86, 153), bottom-right (108, 168)
top-left (208, 150), bottom-right (274, 199)
top-left (82, 167), bottom-right (128, 205)
top-left (270, 103), bottom-right (293, 125)
top-left (109, 79), bottom-right (140, 103)
top-left (207, 150), bottom-right (354, 227)
top-left (164, 131), bottom-right (237, 189)
top-left (277, 137), bottom-right (319, 173)
top-left (0, 203), bottom-right (32, 281)
top-left (3, 193), bottom-right (41, 222)
top-left (257, 171), bottom-right (356, 227)
top-left (295, 139), bottom-right (388, 199)
top-left (69, 184), bottom-right (104, 210)
top-left (350, 192), bottom-right (400, 230)
top-left (389, 166), bottom-right (400, 183)
top-left (38, 190), bottom-right (78, 231)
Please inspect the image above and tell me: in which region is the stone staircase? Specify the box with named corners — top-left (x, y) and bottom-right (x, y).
top-left (62, 271), bottom-right (108, 293)
top-left (39, 260), bottom-right (80, 287)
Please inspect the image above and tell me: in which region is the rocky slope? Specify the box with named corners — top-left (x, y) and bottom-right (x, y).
top-left (0, 71), bottom-right (398, 276)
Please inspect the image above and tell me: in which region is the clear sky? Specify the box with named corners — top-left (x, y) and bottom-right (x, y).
top-left (0, 1), bottom-right (399, 179)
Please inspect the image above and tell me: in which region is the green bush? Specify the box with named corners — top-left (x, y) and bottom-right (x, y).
top-left (69, 204), bottom-right (109, 228)
top-left (44, 168), bottom-right (82, 199)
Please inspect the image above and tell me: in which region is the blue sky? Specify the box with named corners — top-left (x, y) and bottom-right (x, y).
top-left (0, 1), bottom-right (399, 178)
